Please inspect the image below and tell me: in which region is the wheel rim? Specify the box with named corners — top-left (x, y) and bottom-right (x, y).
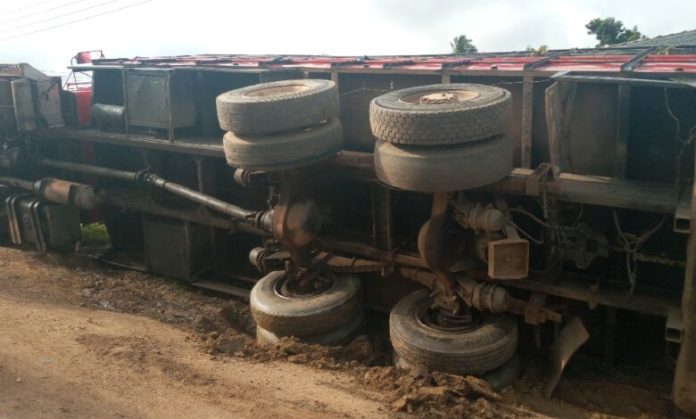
top-left (415, 300), bottom-right (483, 333)
top-left (400, 89), bottom-right (481, 105)
top-left (243, 83), bottom-right (311, 98)
top-left (274, 272), bottom-right (336, 299)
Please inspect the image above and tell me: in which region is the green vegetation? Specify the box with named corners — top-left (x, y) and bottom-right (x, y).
top-left (526, 44), bottom-right (549, 56)
top-left (450, 35), bottom-right (478, 54)
top-left (586, 17), bottom-right (644, 46)
top-left (81, 222), bottom-right (110, 245)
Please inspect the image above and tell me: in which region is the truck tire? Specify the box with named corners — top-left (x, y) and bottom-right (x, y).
top-left (216, 79), bottom-right (339, 135)
top-left (390, 290), bottom-right (518, 375)
top-left (223, 118), bottom-right (343, 171)
top-left (250, 271), bottom-right (363, 337)
top-left (369, 84), bottom-right (511, 146)
top-left (374, 135), bottom-right (512, 192)
top-left (256, 312), bottom-right (364, 346)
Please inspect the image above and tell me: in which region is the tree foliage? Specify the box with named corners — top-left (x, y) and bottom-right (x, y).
top-left (526, 44), bottom-right (549, 56)
top-left (450, 35), bottom-right (478, 54)
top-left (586, 17), bottom-right (644, 46)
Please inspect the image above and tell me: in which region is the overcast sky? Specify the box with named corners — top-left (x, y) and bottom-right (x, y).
top-left (1, 0), bottom-right (694, 78)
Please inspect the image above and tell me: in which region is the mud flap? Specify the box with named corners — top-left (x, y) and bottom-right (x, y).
top-left (544, 316), bottom-right (589, 398)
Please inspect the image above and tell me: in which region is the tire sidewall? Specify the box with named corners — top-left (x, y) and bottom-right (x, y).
top-left (217, 79), bottom-right (335, 105)
top-left (223, 118), bottom-right (344, 171)
top-left (390, 289), bottom-right (518, 374)
top-left (256, 312), bottom-right (365, 346)
top-left (371, 83), bottom-right (510, 113)
top-left (373, 135), bottom-right (512, 192)
top-left (250, 271), bottom-right (363, 337)
top-left (216, 79), bottom-right (339, 135)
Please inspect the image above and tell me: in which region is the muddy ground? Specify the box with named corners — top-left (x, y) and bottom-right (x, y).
top-left (0, 246), bottom-right (678, 418)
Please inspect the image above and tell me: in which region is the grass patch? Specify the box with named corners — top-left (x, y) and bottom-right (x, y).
top-left (81, 223), bottom-right (110, 245)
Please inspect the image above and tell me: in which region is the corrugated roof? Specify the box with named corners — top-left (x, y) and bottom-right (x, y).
top-left (75, 48), bottom-right (696, 74)
top-left (619, 29), bottom-right (696, 47)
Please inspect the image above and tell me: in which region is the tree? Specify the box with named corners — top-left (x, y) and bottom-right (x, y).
top-left (526, 44), bottom-right (549, 56)
top-left (586, 17), bottom-right (645, 47)
top-left (450, 35), bottom-right (478, 54)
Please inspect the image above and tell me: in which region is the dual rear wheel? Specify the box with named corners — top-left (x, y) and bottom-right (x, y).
top-left (250, 271), bottom-right (364, 346)
top-left (249, 274), bottom-right (519, 387)
top-left (370, 83), bottom-right (519, 384)
top-left (217, 79), bottom-right (343, 171)
top-left (370, 83), bottom-right (513, 192)
top-left (228, 80), bottom-right (519, 386)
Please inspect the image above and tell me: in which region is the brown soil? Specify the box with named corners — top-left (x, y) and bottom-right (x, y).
top-left (0, 247), bottom-right (675, 418)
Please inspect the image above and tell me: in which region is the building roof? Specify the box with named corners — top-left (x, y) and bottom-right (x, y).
top-left (619, 29), bottom-right (696, 47)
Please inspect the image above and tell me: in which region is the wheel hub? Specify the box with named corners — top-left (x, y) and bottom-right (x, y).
top-left (275, 269), bottom-right (335, 299)
top-left (243, 83), bottom-right (310, 98)
top-left (401, 89), bottom-right (481, 105)
top-left (417, 304), bottom-right (482, 332)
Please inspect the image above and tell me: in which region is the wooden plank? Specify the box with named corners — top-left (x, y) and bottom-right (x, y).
top-left (559, 82), bottom-right (577, 172)
top-left (545, 81), bottom-right (562, 175)
top-left (614, 84), bottom-right (631, 178)
top-left (371, 185), bottom-right (393, 250)
top-left (520, 73), bottom-right (534, 168)
top-left (545, 81), bottom-right (576, 176)
top-left (329, 151), bottom-right (686, 215)
top-left (502, 274), bottom-right (679, 317)
top-left (490, 168), bottom-right (686, 215)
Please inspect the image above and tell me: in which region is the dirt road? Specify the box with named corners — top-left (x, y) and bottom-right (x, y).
top-left (0, 249), bottom-right (392, 419)
top-left (0, 295), bottom-right (389, 418)
top-left (0, 247), bottom-right (675, 418)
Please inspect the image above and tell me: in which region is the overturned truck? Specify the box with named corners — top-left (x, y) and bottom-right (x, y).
top-left (2, 46), bottom-right (696, 411)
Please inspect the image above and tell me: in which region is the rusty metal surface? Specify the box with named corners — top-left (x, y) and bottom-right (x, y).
top-left (37, 178), bottom-right (97, 210)
top-left (323, 254), bottom-right (385, 273)
top-left (451, 200), bottom-right (505, 232)
top-left (487, 238), bottom-right (529, 280)
top-left (271, 179), bottom-right (318, 267)
top-left (489, 197), bottom-right (529, 280)
top-left (417, 192), bottom-right (461, 313)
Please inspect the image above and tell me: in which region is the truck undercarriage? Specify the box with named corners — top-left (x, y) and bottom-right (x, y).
top-left (1, 46), bottom-right (696, 412)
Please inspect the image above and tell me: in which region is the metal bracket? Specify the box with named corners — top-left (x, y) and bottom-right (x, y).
top-left (418, 192), bottom-right (461, 314)
top-left (525, 162), bottom-right (553, 198)
top-left (490, 196), bottom-right (530, 280)
top-left (29, 199), bottom-right (47, 252)
top-left (5, 194), bottom-right (24, 245)
top-left (487, 238), bottom-right (529, 280)
top-left (524, 292), bottom-right (548, 324)
top-left (620, 46), bottom-right (658, 72)
top-left (545, 316), bottom-right (589, 398)
top-left (674, 201), bottom-right (691, 234)
top-left (666, 306), bottom-right (684, 343)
